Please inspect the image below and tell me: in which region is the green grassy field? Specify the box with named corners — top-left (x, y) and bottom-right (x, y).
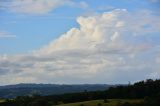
top-left (0, 99), bottom-right (5, 103)
top-left (57, 99), bottom-right (143, 106)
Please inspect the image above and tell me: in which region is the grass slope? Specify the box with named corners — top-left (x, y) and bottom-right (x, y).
top-left (57, 99), bottom-right (143, 106)
top-left (0, 99), bottom-right (5, 103)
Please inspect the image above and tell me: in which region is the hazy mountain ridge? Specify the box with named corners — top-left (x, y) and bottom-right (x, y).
top-left (0, 83), bottom-right (114, 98)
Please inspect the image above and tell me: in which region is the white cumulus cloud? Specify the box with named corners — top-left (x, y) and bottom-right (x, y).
top-left (0, 9), bottom-right (160, 85)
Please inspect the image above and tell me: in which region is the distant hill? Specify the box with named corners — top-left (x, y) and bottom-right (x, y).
top-left (0, 84), bottom-right (113, 98)
top-left (1, 79), bottom-right (160, 106)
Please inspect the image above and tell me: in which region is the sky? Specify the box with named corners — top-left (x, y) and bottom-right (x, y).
top-left (0, 0), bottom-right (160, 85)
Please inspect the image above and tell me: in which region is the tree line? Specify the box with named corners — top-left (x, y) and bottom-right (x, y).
top-left (0, 79), bottom-right (160, 106)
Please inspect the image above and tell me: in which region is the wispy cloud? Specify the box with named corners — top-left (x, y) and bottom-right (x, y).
top-left (148, 0), bottom-right (160, 3)
top-left (97, 5), bottom-right (115, 11)
top-left (0, 0), bottom-right (88, 15)
top-left (0, 31), bottom-right (16, 39)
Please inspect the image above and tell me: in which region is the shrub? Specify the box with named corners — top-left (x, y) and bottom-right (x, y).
top-left (97, 103), bottom-right (102, 106)
top-left (104, 99), bottom-right (109, 103)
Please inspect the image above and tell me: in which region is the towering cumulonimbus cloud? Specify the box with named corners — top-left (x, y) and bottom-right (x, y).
top-left (0, 9), bottom-right (160, 84)
top-left (37, 9), bottom-right (159, 55)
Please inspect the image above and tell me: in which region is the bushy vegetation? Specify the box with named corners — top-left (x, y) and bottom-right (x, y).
top-left (106, 79), bottom-right (160, 99)
top-left (0, 79), bottom-right (160, 106)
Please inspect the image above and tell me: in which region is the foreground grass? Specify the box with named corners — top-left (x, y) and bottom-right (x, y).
top-left (57, 99), bottom-right (143, 106)
top-left (0, 99), bottom-right (5, 103)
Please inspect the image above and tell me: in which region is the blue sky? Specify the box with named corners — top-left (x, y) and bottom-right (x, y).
top-left (0, 0), bottom-right (159, 54)
top-left (0, 0), bottom-right (160, 85)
